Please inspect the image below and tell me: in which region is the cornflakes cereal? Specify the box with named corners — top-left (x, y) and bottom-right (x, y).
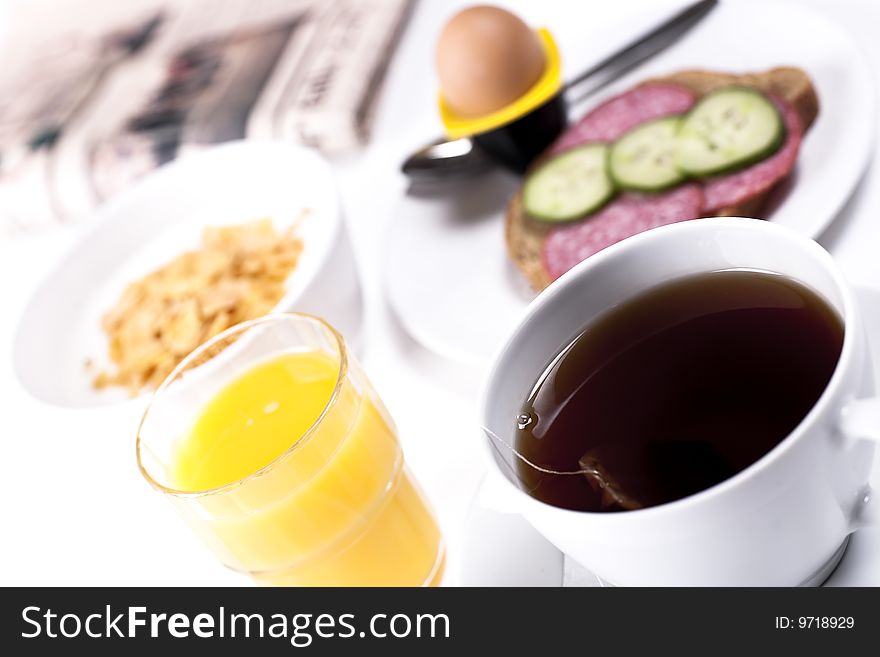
top-left (92, 218), bottom-right (304, 394)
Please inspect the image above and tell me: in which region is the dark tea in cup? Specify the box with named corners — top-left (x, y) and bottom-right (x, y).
top-left (514, 269), bottom-right (844, 512)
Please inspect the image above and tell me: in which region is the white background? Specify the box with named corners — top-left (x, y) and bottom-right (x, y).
top-left (1, 0), bottom-right (879, 585)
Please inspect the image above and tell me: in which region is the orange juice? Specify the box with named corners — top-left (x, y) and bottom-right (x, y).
top-left (169, 351), bottom-right (444, 586)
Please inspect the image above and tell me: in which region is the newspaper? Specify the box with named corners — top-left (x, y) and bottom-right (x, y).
top-left (0, 0), bottom-right (412, 236)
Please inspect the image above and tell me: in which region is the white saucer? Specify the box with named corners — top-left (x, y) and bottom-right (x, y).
top-left (459, 284), bottom-right (880, 586)
top-left (385, 0), bottom-right (876, 365)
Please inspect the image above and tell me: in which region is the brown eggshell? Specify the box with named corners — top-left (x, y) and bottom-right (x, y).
top-left (436, 5), bottom-right (545, 119)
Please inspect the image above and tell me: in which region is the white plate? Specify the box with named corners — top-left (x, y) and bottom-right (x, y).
top-left (385, 0), bottom-right (876, 365)
top-left (459, 283), bottom-right (880, 586)
top-left (13, 141), bottom-right (362, 408)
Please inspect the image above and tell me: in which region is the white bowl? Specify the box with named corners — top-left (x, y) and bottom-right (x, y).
top-left (13, 141), bottom-right (362, 408)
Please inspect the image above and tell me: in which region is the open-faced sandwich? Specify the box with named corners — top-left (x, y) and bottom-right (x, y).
top-left (506, 67), bottom-right (819, 290)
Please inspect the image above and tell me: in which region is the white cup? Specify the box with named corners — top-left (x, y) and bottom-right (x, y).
top-left (479, 217), bottom-right (879, 586)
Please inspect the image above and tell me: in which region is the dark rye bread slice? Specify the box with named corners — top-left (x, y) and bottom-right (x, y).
top-left (506, 67), bottom-right (820, 291)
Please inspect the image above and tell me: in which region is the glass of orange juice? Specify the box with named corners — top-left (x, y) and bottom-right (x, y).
top-left (136, 313), bottom-right (444, 586)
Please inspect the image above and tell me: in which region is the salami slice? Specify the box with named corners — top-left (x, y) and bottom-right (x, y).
top-left (551, 83), bottom-right (696, 154)
top-left (702, 95), bottom-right (803, 212)
top-left (541, 184), bottom-right (704, 281)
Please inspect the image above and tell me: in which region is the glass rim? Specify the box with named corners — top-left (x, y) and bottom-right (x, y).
top-left (135, 312), bottom-right (349, 499)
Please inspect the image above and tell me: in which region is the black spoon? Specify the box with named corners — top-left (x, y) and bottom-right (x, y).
top-left (401, 0), bottom-right (718, 183)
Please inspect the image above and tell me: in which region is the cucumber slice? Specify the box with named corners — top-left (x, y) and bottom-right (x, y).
top-left (608, 116), bottom-right (686, 191)
top-left (522, 144), bottom-right (615, 223)
top-left (675, 87), bottom-right (784, 176)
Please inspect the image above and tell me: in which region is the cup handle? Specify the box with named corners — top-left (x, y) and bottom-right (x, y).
top-left (840, 398), bottom-right (880, 528)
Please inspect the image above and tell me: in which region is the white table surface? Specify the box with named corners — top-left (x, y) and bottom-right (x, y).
top-left (1, 0), bottom-right (879, 586)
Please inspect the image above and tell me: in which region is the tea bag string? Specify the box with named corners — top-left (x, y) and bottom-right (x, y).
top-left (482, 343), bottom-right (592, 477)
top-left (481, 424), bottom-right (645, 511)
top-left (480, 424), bottom-right (589, 476)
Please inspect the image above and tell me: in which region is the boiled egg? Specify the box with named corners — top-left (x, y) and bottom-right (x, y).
top-left (436, 5), bottom-right (546, 119)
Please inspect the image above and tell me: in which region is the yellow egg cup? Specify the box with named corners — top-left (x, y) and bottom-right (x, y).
top-left (438, 28), bottom-right (563, 140)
